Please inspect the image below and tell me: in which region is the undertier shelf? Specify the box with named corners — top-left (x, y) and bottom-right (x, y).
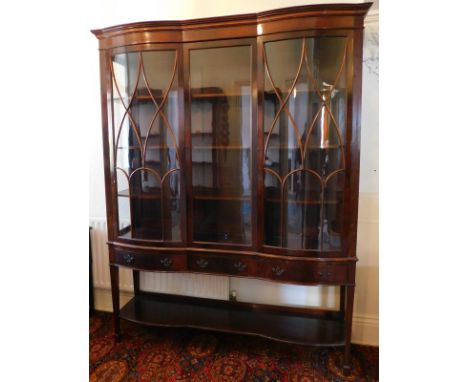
top-left (119, 293), bottom-right (345, 346)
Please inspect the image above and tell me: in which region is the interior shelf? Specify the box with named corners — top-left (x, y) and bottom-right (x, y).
top-left (118, 189), bottom-right (249, 202)
top-left (192, 145), bottom-right (250, 150)
top-left (191, 132), bottom-right (217, 136)
top-left (263, 88), bottom-right (346, 97)
top-left (118, 189), bottom-right (178, 199)
top-left (117, 192), bottom-right (161, 199)
top-left (117, 145), bottom-right (176, 150)
top-left (191, 91), bottom-right (250, 99)
top-left (134, 94), bottom-right (164, 101)
top-left (192, 161), bottom-right (214, 166)
top-left (265, 198), bottom-right (340, 205)
top-left (194, 194), bottom-right (251, 201)
top-left (120, 293), bottom-right (345, 346)
top-left (266, 144), bottom-right (343, 150)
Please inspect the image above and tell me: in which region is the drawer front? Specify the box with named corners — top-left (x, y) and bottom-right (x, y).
top-left (112, 249), bottom-right (186, 271)
top-left (257, 259), bottom-right (352, 285)
top-left (189, 253), bottom-right (256, 277)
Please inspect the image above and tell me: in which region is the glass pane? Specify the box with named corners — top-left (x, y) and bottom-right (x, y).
top-left (111, 50), bottom-right (181, 241)
top-left (322, 171), bottom-right (344, 250)
top-left (128, 169), bottom-right (162, 239)
top-left (190, 45), bottom-right (252, 244)
top-left (264, 171), bottom-right (281, 246)
top-left (162, 171), bottom-right (181, 241)
top-left (263, 37), bottom-right (347, 250)
top-left (116, 169), bottom-right (131, 234)
top-left (284, 172), bottom-right (322, 250)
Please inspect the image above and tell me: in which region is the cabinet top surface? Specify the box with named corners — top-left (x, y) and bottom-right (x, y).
top-left (91, 3), bottom-right (372, 47)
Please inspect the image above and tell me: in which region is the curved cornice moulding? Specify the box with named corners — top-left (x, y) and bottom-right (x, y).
top-left (92, 3), bottom-right (373, 49)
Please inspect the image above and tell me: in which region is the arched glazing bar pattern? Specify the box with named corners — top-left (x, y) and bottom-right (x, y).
top-left (263, 36), bottom-right (348, 250)
top-left (111, 50), bottom-right (182, 241)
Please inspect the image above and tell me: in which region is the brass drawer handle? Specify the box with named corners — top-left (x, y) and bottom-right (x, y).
top-left (272, 266), bottom-right (285, 276)
top-left (318, 271), bottom-right (332, 280)
top-left (123, 253), bottom-right (134, 264)
top-left (196, 259), bottom-right (209, 269)
top-left (160, 257), bottom-right (172, 267)
top-left (233, 261), bottom-right (247, 272)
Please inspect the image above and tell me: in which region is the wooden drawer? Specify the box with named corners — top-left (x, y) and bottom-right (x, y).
top-left (112, 248), bottom-right (186, 271)
top-left (188, 253), bottom-right (353, 285)
top-left (189, 253), bottom-right (256, 277)
top-left (257, 258), bottom-right (352, 285)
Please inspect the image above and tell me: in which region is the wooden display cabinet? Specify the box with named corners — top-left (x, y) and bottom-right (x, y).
top-left (92, 3), bottom-right (372, 374)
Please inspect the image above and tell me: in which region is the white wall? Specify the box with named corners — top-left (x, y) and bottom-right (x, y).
top-left (88, 1), bottom-right (378, 345)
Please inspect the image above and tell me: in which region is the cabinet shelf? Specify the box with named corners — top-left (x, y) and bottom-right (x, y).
top-left (191, 91), bottom-right (250, 99)
top-left (118, 189), bottom-right (161, 199)
top-left (266, 144), bottom-right (343, 150)
top-left (118, 145), bottom-right (252, 150)
top-left (120, 293), bottom-right (345, 347)
top-left (191, 132), bottom-right (214, 136)
top-left (192, 161), bottom-right (214, 165)
top-left (192, 145), bottom-right (250, 150)
top-left (265, 198), bottom-right (340, 205)
top-left (134, 95), bottom-right (162, 101)
top-left (117, 145), bottom-right (176, 150)
top-left (263, 88), bottom-right (346, 98)
top-left (118, 189), bottom-right (179, 199)
top-left (194, 195), bottom-right (251, 201)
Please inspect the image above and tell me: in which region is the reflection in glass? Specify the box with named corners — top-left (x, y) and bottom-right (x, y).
top-left (116, 169), bottom-right (131, 234)
top-left (111, 50), bottom-right (181, 241)
top-left (263, 37), bottom-right (347, 250)
top-left (190, 46), bottom-right (252, 244)
top-left (322, 171), bottom-right (344, 250)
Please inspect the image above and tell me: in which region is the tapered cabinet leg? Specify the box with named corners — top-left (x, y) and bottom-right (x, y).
top-left (110, 265), bottom-right (121, 342)
top-left (133, 270), bottom-right (140, 295)
top-left (343, 285), bottom-right (355, 376)
top-left (339, 285), bottom-right (346, 318)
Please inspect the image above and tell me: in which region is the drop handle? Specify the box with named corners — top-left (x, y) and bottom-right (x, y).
top-left (196, 259), bottom-right (209, 269)
top-left (272, 266), bottom-right (285, 276)
top-left (160, 257), bottom-right (172, 267)
top-left (233, 261), bottom-right (247, 272)
top-left (123, 253), bottom-right (134, 264)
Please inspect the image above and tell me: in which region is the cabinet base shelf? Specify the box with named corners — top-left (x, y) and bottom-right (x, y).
top-left (119, 293), bottom-right (345, 347)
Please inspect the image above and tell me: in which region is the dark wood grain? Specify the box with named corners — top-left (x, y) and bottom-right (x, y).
top-left (132, 270), bottom-right (140, 294)
top-left (93, 3), bottom-right (371, 375)
top-left (343, 285), bottom-right (356, 374)
top-left (111, 248), bottom-right (187, 272)
top-left (110, 265), bottom-right (121, 341)
top-left (120, 293), bottom-right (345, 346)
top-left (91, 3), bottom-right (372, 48)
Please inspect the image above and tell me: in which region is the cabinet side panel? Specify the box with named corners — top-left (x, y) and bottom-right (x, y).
top-left (99, 49), bottom-right (118, 241)
top-left (343, 26), bottom-right (364, 259)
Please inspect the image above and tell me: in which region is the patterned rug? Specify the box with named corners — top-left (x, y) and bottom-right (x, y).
top-left (90, 312), bottom-right (378, 382)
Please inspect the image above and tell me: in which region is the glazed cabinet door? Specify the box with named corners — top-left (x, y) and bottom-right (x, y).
top-left (188, 43), bottom-right (254, 246)
top-left (262, 36), bottom-right (348, 253)
top-left (110, 48), bottom-right (184, 242)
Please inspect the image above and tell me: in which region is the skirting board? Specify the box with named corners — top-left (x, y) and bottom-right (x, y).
top-left (93, 288), bottom-right (379, 346)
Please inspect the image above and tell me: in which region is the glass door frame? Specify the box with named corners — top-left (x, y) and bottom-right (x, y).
top-left (257, 29), bottom-right (356, 258)
top-left (184, 38), bottom-right (258, 251)
top-left (107, 43), bottom-right (187, 248)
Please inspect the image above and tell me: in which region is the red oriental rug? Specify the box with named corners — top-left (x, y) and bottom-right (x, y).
top-left (90, 312), bottom-right (378, 382)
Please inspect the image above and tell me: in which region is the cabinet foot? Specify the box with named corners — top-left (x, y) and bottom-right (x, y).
top-left (342, 362), bottom-right (352, 376)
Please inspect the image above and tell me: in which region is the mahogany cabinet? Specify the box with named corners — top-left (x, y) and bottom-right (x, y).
top-left (92, 2), bottom-right (371, 374)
